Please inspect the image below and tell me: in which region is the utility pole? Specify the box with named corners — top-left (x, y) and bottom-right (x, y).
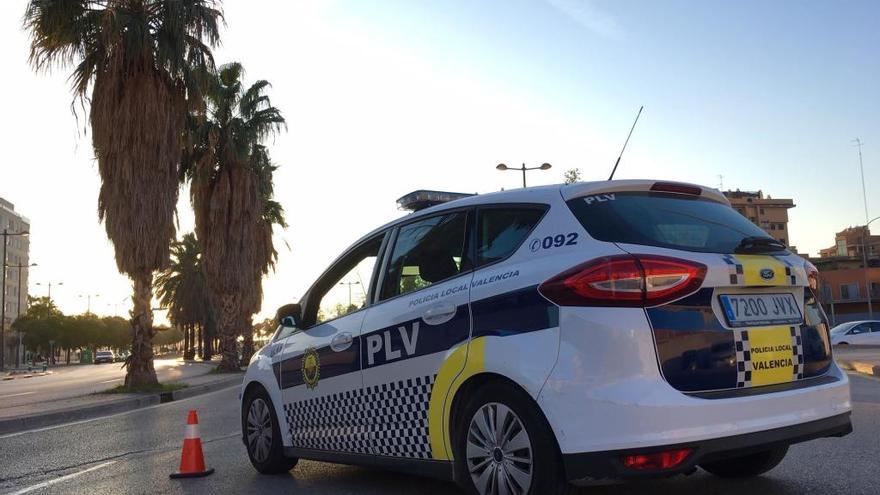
top-left (854, 138), bottom-right (873, 319)
top-left (9, 262), bottom-right (36, 368)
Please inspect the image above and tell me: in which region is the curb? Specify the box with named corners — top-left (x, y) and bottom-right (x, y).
top-left (837, 360), bottom-right (880, 378)
top-left (0, 375), bottom-right (243, 436)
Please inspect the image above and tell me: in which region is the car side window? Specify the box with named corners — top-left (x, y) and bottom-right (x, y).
top-left (850, 324), bottom-right (868, 335)
top-left (302, 234), bottom-right (385, 328)
top-left (380, 211), bottom-right (469, 300)
top-left (870, 322), bottom-right (880, 333)
top-left (477, 206), bottom-right (546, 266)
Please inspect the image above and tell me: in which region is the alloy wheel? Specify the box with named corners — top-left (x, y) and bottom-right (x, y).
top-left (466, 402), bottom-right (533, 495)
top-left (247, 398), bottom-right (273, 463)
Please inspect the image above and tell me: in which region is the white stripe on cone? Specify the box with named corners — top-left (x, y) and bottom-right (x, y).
top-left (185, 424), bottom-right (200, 439)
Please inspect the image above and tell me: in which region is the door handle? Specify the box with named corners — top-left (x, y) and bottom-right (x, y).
top-left (330, 332), bottom-right (353, 352)
top-left (422, 302), bottom-right (457, 325)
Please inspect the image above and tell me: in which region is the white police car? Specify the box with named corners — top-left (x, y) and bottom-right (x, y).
top-left (240, 180), bottom-right (851, 495)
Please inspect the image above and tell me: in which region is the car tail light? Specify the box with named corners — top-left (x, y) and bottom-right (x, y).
top-left (621, 448), bottom-right (693, 470)
top-left (538, 254), bottom-right (706, 307)
top-left (650, 182), bottom-right (702, 195)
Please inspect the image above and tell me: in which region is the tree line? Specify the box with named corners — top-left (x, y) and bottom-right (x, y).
top-left (12, 297), bottom-right (182, 365)
top-left (24, 1), bottom-right (286, 386)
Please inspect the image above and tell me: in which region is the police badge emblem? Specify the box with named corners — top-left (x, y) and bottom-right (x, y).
top-left (301, 347), bottom-right (321, 389)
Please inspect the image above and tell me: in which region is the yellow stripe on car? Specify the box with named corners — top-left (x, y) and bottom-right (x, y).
top-left (428, 337), bottom-right (486, 460)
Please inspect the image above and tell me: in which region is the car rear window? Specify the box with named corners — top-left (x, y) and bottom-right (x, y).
top-left (566, 191), bottom-right (779, 254)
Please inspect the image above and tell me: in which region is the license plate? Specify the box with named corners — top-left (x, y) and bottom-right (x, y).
top-left (719, 293), bottom-right (802, 328)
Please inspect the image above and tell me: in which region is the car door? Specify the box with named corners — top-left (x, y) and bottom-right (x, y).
top-left (848, 323), bottom-right (870, 344)
top-left (276, 233), bottom-right (386, 455)
top-left (869, 322), bottom-right (880, 344)
top-left (359, 209), bottom-right (474, 459)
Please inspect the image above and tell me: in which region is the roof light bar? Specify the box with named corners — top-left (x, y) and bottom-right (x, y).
top-left (396, 190), bottom-right (475, 212)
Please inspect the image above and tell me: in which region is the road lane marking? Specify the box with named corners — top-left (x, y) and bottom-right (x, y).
top-left (99, 378), bottom-right (123, 384)
top-left (0, 384), bottom-right (240, 440)
top-left (0, 392), bottom-right (35, 399)
top-left (9, 461), bottom-right (116, 495)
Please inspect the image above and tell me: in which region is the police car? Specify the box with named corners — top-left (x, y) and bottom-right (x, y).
top-left (240, 180), bottom-right (851, 495)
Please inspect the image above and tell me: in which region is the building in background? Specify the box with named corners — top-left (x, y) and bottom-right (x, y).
top-left (1, 197), bottom-right (30, 367)
top-left (723, 190), bottom-right (796, 248)
top-left (817, 226), bottom-right (880, 259)
top-left (811, 227), bottom-right (880, 326)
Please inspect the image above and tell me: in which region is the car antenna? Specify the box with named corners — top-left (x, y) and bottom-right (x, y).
top-left (608, 105), bottom-right (644, 180)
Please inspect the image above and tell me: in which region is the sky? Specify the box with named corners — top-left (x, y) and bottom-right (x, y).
top-left (1, 0), bottom-right (878, 322)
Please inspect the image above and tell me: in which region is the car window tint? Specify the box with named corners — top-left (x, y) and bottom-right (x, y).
top-left (567, 192), bottom-right (781, 254)
top-left (851, 324), bottom-right (868, 334)
top-left (870, 322), bottom-right (880, 332)
top-left (381, 212), bottom-right (468, 300)
top-left (477, 207), bottom-right (545, 266)
top-left (308, 235), bottom-right (383, 327)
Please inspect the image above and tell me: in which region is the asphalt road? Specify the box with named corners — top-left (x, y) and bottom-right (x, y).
top-left (1, 374), bottom-right (878, 495)
top-left (0, 357), bottom-right (215, 413)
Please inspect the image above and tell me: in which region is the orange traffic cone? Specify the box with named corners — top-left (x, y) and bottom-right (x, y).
top-left (170, 410), bottom-right (215, 478)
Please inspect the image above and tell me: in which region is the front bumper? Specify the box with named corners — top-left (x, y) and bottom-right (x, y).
top-left (564, 411), bottom-right (852, 481)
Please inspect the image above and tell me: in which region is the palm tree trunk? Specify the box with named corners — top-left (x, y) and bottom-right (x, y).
top-left (241, 316), bottom-right (254, 364)
top-left (197, 323), bottom-right (203, 360)
top-left (217, 294), bottom-right (240, 371)
top-left (125, 272), bottom-right (158, 387)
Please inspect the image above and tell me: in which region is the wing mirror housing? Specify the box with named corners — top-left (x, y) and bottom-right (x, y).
top-left (276, 303), bottom-right (302, 328)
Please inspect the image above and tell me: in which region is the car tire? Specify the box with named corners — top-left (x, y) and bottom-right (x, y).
top-left (700, 446), bottom-right (788, 478)
top-left (242, 387), bottom-right (298, 474)
top-left (453, 380), bottom-right (571, 495)
top-left (838, 342), bottom-right (849, 346)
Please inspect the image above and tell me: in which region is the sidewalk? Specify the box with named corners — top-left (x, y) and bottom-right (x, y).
top-left (0, 371), bottom-right (243, 435)
top-left (834, 345), bottom-right (880, 378)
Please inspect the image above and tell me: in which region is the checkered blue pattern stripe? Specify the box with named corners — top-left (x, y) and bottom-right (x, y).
top-left (283, 375), bottom-right (436, 458)
top-left (734, 329), bottom-right (753, 388)
top-left (722, 255), bottom-right (744, 285)
top-left (790, 326), bottom-right (805, 380)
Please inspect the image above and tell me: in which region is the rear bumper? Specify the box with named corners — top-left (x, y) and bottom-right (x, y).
top-left (563, 411), bottom-right (852, 481)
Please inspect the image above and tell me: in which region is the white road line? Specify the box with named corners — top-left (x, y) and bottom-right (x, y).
top-left (0, 384), bottom-right (239, 440)
top-left (0, 392), bottom-right (35, 399)
top-left (99, 378), bottom-right (123, 384)
top-left (9, 461), bottom-right (116, 495)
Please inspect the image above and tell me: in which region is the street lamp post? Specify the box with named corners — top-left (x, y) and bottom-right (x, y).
top-left (1, 228), bottom-right (29, 370)
top-left (339, 281), bottom-right (361, 308)
top-left (496, 162), bottom-right (552, 188)
top-left (78, 293), bottom-right (100, 314)
top-left (7, 262), bottom-right (36, 368)
top-left (35, 281), bottom-right (63, 318)
top-left (860, 216), bottom-right (879, 319)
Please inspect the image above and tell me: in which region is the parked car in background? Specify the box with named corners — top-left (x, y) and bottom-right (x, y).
top-left (93, 350), bottom-right (116, 364)
top-left (115, 351), bottom-right (129, 363)
top-left (830, 321), bottom-right (880, 345)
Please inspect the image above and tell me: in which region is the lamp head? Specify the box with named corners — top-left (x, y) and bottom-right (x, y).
top-left (539, 163), bottom-right (552, 170)
top-left (496, 163), bottom-right (508, 171)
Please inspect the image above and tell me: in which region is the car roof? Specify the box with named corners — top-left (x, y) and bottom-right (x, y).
top-left (354, 179), bottom-right (724, 247)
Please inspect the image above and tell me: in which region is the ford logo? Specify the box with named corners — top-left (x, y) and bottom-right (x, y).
top-left (760, 268), bottom-right (775, 280)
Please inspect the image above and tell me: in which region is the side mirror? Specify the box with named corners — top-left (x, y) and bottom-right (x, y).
top-left (276, 303), bottom-right (302, 328)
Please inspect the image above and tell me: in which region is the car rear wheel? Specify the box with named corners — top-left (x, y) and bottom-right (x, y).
top-left (454, 381), bottom-right (570, 495)
top-left (243, 388), bottom-right (298, 474)
top-left (700, 446), bottom-right (788, 478)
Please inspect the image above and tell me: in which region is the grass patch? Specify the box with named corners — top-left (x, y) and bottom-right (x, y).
top-left (102, 382), bottom-right (189, 394)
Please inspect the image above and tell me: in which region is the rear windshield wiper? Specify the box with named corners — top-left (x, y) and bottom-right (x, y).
top-left (734, 236), bottom-right (787, 253)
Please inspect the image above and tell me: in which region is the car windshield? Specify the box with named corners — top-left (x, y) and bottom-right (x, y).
top-left (567, 191), bottom-right (788, 254)
top-left (830, 324), bottom-right (853, 335)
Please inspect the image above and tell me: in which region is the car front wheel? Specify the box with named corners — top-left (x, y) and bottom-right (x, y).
top-left (242, 388), bottom-right (298, 474)
top-left (700, 446), bottom-right (788, 478)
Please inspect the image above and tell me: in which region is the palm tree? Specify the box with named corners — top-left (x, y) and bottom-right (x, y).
top-left (183, 62), bottom-right (286, 371)
top-left (24, 0), bottom-right (222, 386)
top-left (154, 233), bottom-right (211, 360)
